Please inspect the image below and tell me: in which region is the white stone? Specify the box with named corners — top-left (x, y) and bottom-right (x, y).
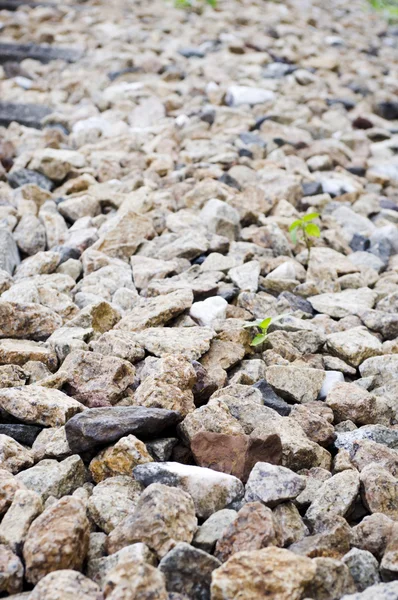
top-left (225, 86), bottom-right (275, 107)
top-left (190, 296), bottom-right (228, 328)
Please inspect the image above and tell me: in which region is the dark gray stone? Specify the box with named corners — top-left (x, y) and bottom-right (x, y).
top-left (0, 424), bottom-right (42, 446)
top-left (252, 380), bottom-right (291, 416)
top-left (146, 438), bottom-right (178, 462)
top-left (278, 291), bottom-right (314, 316)
top-left (64, 406), bottom-right (182, 453)
top-left (0, 103), bottom-right (53, 130)
top-left (375, 101), bottom-right (398, 121)
top-left (7, 169), bottom-right (54, 190)
top-left (0, 43), bottom-right (83, 64)
top-left (0, 229), bottom-right (20, 275)
top-left (159, 542), bottom-right (221, 600)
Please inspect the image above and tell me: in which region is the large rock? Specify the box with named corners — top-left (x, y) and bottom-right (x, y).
top-left (23, 496), bottom-right (90, 584)
top-left (65, 406), bottom-right (181, 453)
top-left (29, 570), bottom-right (103, 600)
top-left (0, 544), bottom-right (23, 595)
top-left (266, 365), bottom-right (325, 403)
top-left (244, 462), bottom-right (305, 506)
top-left (0, 386), bottom-right (84, 427)
top-left (326, 327), bottom-right (382, 367)
top-left (305, 470), bottom-right (360, 523)
top-left (107, 483), bottom-right (197, 558)
top-left (0, 489), bottom-right (43, 554)
top-left (0, 229), bottom-right (20, 275)
top-left (215, 502), bottom-right (281, 562)
top-left (211, 547), bottom-right (316, 600)
top-left (191, 431), bottom-right (282, 482)
top-left (159, 542), bottom-right (221, 600)
top-left (0, 301), bottom-right (62, 341)
top-left (87, 476), bottom-right (143, 533)
top-left (0, 339), bottom-right (57, 370)
top-left (326, 383), bottom-right (391, 426)
top-left (104, 558), bottom-right (167, 600)
top-left (91, 211), bottom-right (155, 260)
top-left (341, 582), bottom-right (398, 600)
top-left (134, 353), bottom-right (196, 417)
top-left (309, 288), bottom-right (377, 318)
top-left (132, 327), bottom-right (215, 360)
top-left (0, 434), bottom-right (34, 474)
top-left (115, 289), bottom-right (193, 331)
top-left (89, 435), bottom-right (153, 483)
top-left (133, 462), bottom-right (244, 519)
top-left (360, 464), bottom-right (398, 519)
top-left (61, 350), bottom-right (136, 407)
top-left (15, 455), bottom-right (85, 500)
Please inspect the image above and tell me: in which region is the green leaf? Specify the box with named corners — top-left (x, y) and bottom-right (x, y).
top-left (290, 228), bottom-right (298, 244)
top-left (305, 223), bottom-right (321, 238)
top-left (206, 0), bottom-right (217, 6)
top-left (302, 212), bottom-right (320, 223)
top-left (258, 317), bottom-right (272, 332)
top-left (289, 219), bottom-right (302, 232)
top-left (243, 319), bottom-right (264, 329)
top-left (250, 333), bottom-right (267, 347)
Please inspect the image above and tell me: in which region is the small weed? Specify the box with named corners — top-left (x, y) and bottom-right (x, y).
top-left (367, 0), bottom-right (398, 20)
top-left (244, 314), bottom-right (289, 347)
top-left (175, 0), bottom-right (217, 8)
top-left (289, 212), bottom-right (321, 259)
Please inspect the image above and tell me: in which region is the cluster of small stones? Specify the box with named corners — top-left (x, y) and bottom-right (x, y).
top-left (0, 0), bottom-right (398, 597)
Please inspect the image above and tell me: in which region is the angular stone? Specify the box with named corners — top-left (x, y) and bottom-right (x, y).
top-left (327, 382), bottom-right (392, 426)
top-left (193, 510), bottom-right (237, 553)
top-left (361, 464), bottom-right (398, 520)
top-left (89, 330), bottom-right (145, 362)
top-left (61, 350), bottom-right (135, 407)
top-left (0, 301), bottom-right (62, 341)
top-left (340, 582), bottom-right (398, 600)
top-left (0, 545), bottom-right (23, 595)
top-left (0, 386), bottom-right (83, 427)
top-left (65, 406), bottom-right (181, 453)
top-left (103, 559), bottom-right (167, 600)
top-left (0, 102), bottom-right (52, 130)
top-left (307, 557), bottom-right (356, 600)
top-left (29, 570), bottom-right (102, 600)
top-left (309, 288), bottom-right (377, 318)
top-left (0, 434), bottom-right (34, 474)
top-left (191, 431), bottom-right (282, 482)
top-left (133, 462), bottom-right (244, 519)
top-left (266, 365), bottom-right (325, 404)
top-left (343, 548), bottom-right (381, 592)
top-left (0, 339), bottom-right (57, 370)
top-left (351, 513), bottom-right (394, 560)
top-left (350, 440), bottom-right (398, 476)
top-left (89, 435), bottom-right (153, 483)
top-left (0, 469), bottom-right (25, 516)
top-left (159, 542), bottom-right (220, 600)
top-left (116, 290), bottom-right (193, 332)
top-left (107, 483), bottom-right (197, 558)
top-left (211, 547), bottom-right (316, 600)
top-left (134, 354), bottom-right (196, 417)
top-left (0, 489), bottom-right (43, 554)
top-left (23, 496), bottom-right (90, 584)
top-left (244, 462), bottom-right (305, 506)
top-left (326, 327), bottom-right (382, 367)
top-left (289, 403), bottom-right (335, 447)
top-left (92, 211), bottom-right (155, 260)
top-left (132, 327), bottom-right (215, 360)
top-left (306, 470), bottom-right (360, 523)
top-left (87, 476), bottom-right (143, 533)
top-left (31, 427), bottom-right (71, 461)
top-left (0, 424), bottom-right (41, 447)
top-left (15, 455), bottom-right (85, 500)
top-left (0, 43), bottom-right (82, 64)
top-left (87, 542), bottom-right (155, 588)
top-left (215, 502), bottom-right (281, 562)
top-left (0, 229), bottom-right (19, 275)
top-left (273, 502), bottom-right (307, 546)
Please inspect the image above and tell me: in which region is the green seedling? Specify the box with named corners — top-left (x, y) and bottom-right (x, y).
top-left (175, 0), bottom-right (217, 8)
top-left (244, 314), bottom-right (290, 347)
top-left (367, 0), bottom-right (398, 20)
top-left (289, 212), bottom-right (321, 258)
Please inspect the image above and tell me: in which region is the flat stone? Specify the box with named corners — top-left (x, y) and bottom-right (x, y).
top-left (0, 301), bottom-right (62, 341)
top-left (132, 327), bottom-right (215, 360)
top-left (0, 43), bottom-right (82, 64)
top-left (0, 424), bottom-right (41, 446)
top-left (0, 339), bottom-right (57, 370)
top-left (305, 470), bottom-right (360, 523)
top-left (0, 229), bottom-right (19, 276)
top-left (65, 406), bottom-right (181, 453)
top-left (15, 455), bottom-right (85, 501)
top-left (0, 489), bottom-right (43, 554)
top-left (0, 103), bottom-right (52, 130)
top-left (0, 386), bottom-right (83, 427)
top-left (29, 571), bottom-right (102, 600)
top-left (309, 288), bottom-right (377, 318)
top-left (326, 326), bottom-right (382, 367)
top-left (89, 434), bottom-right (153, 483)
top-left (193, 509), bottom-right (237, 553)
top-left (266, 365), bottom-right (325, 404)
top-left (116, 289), bottom-right (193, 332)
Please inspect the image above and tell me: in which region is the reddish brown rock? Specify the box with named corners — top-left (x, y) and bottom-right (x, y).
top-left (215, 502), bottom-right (281, 562)
top-left (0, 544), bottom-right (23, 595)
top-left (190, 431), bottom-right (282, 482)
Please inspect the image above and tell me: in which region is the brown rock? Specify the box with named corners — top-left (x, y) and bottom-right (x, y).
top-left (290, 404), bottom-right (335, 447)
top-left (91, 211), bottom-right (156, 260)
top-left (273, 502), bottom-right (308, 546)
top-left (179, 399), bottom-right (244, 443)
top-left (62, 350), bottom-right (136, 407)
top-left (107, 483), bottom-right (197, 558)
top-left (307, 557), bottom-right (356, 600)
top-left (29, 570), bottom-right (103, 600)
top-left (0, 434), bottom-right (34, 474)
top-left (351, 513), bottom-right (394, 559)
top-left (0, 339), bottom-right (57, 370)
top-left (0, 365), bottom-right (27, 388)
top-left (326, 382), bottom-right (392, 426)
top-left (0, 489), bottom-right (43, 554)
top-left (350, 440), bottom-right (398, 476)
top-left (23, 496), bottom-right (90, 584)
top-left (0, 301), bottom-right (62, 341)
top-left (89, 435), bottom-right (153, 483)
top-left (289, 516), bottom-right (351, 559)
top-left (211, 547), bottom-right (316, 600)
top-left (191, 431), bottom-right (282, 482)
top-left (104, 559), bottom-right (167, 600)
top-left (115, 290), bottom-right (193, 332)
top-left (134, 354), bottom-right (196, 417)
top-left (0, 469), bottom-right (24, 516)
top-left (215, 502), bottom-right (281, 562)
top-left (360, 464), bottom-right (398, 520)
top-left (0, 544), bottom-right (23, 595)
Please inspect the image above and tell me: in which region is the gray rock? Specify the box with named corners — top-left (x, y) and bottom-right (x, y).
top-left (0, 229), bottom-right (19, 275)
top-left (244, 462), bottom-right (306, 506)
top-left (266, 365), bottom-right (325, 404)
top-left (341, 581), bottom-right (398, 600)
top-left (65, 406), bottom-right (181, 453)
top-left (342, 548), bottom-right (381, 592)
top-left (193, 509), bottom-right (237, 553)
top-left (159, 542), bottom-right (221, 600)
top-left (305, 470), bottom-right (360, 523)
top-left (15, 455), bottom-right (86, 500)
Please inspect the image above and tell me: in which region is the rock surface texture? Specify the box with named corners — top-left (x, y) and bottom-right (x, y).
top-left (0, 0), bottom-right (397, 597)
